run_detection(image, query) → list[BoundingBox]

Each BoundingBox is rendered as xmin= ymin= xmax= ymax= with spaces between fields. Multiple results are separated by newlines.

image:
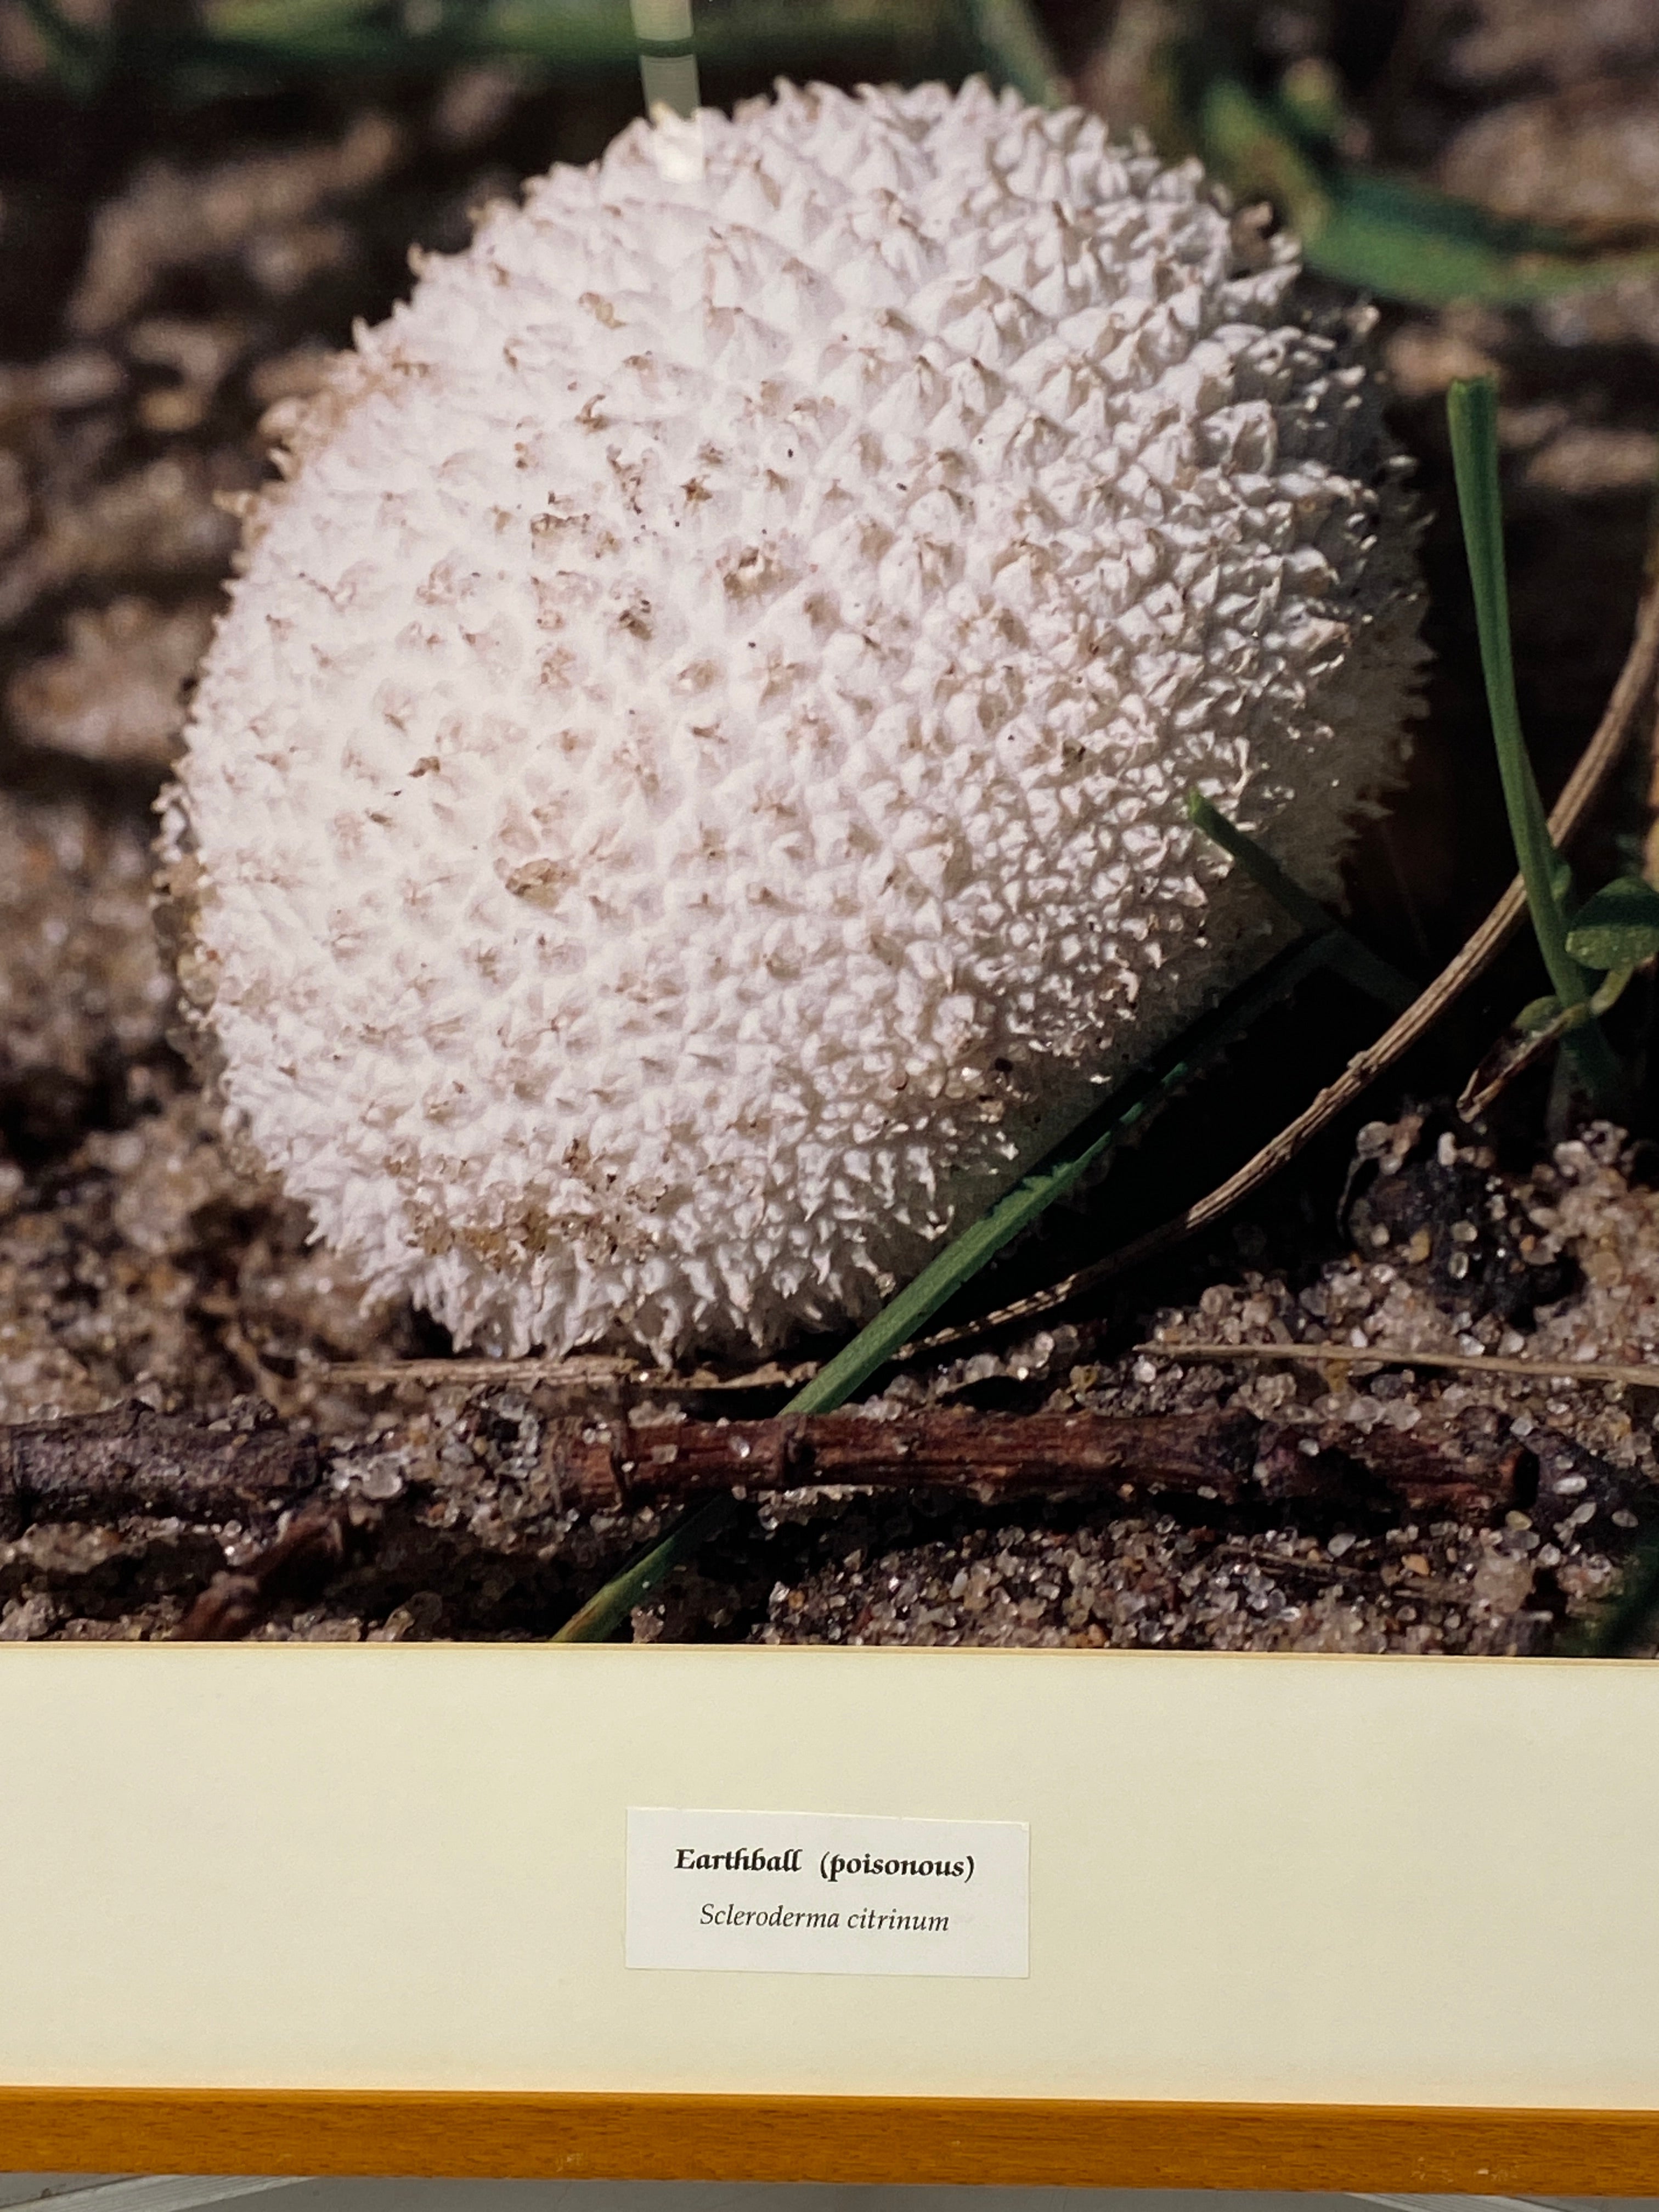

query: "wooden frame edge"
xmin=3 ymin=2091 xmax=1658 ymax=2192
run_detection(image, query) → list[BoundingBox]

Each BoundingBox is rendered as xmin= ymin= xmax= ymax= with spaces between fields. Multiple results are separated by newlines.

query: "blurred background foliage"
xmin=9 ymin=0 xmax=1659 ymax=307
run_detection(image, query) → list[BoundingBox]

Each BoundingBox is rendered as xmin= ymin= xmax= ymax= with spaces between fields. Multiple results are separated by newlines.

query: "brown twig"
xmin=7 ymin=1396 xmax=1644 ymax=1644
xmin=1138 ymin=1341 xmax=1659 ymax=1391
xmin=161 ymin=1405 xmax=1529 ymax=1642
xmin=540 ymin=1406 xmax=1531 ymax=1522
xmin=0 ymin=1400 xmax=1549 ymax=1531
xmin=0 ymin=1401 xmax=319 ymax=1538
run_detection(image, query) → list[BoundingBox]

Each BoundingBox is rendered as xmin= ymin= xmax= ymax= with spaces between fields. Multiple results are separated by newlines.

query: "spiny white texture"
xmin=174 ymin=78 xmax=1422 ymax=1362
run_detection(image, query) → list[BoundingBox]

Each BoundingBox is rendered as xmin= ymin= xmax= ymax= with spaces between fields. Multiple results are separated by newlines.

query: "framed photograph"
xmin=6 ymin=0 xmax=1659 ymax=2194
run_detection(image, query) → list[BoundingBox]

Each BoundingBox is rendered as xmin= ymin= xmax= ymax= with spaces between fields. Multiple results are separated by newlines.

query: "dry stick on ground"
xmin=8 ymin=1398 xmax=1649 ymax=1643
xmin=1 ymin=1402 xmax=1543 ymax=1530
xmin=181 ymin=1402 xmax=1654 ymax=1637
xmin=0 ymin=1404 xmax=355 ymax=1641
xmin=535 ymin=1406 xmax=1529 ymax=1521
xmin=0 ymin=1402 xmax=321 ymax=1534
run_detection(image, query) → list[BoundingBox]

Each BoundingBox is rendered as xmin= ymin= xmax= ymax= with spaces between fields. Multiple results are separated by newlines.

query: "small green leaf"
xmin=1564 ymin=876 xmax=1659 ymax=973
xmin=1516 ymin=995 xmax=1563 ymax=1036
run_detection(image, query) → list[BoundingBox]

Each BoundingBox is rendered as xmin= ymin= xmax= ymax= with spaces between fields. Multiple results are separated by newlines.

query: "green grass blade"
xmin=1186 ymin=792 xmax=1417 ymax=1014
xmin=551 ymin=1493 xmax=737 ymax=1644
xmin=960 ymin=0 xmax=1063 ymax=106
xmin=1307 ymin=173 xmax=1659 ymax=309
xmin=784 ymin=933 xmax=1341 ymax=1415
xmin=1197 ymin=76 xmax=1330 ymax=241
xmin=1446 ymin=376 xmax=1624 ymax=1107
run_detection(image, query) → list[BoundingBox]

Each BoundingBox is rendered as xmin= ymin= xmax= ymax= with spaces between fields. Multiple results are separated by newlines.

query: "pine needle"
xmin=1139 ymin=1341 xmax=1659 ymax=1392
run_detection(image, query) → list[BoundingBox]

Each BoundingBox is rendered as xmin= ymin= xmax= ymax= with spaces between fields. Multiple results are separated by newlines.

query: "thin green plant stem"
xmin=1446 ymin=375 xmax=1624 ymax=1107
xmin=551 ymin=1494 xmax=737 ymax=1643
xmin=555 ymin=927 xmax=1345 ymax=1637
xmin=1186 ymin=791 xmax=1417 ymax=1014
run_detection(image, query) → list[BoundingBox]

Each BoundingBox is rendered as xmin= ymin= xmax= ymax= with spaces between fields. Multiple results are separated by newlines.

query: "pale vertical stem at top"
xmin=632 ymin=0 xmax=703 ymax=173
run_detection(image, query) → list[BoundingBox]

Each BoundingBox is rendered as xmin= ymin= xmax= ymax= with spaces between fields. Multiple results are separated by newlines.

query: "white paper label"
xmin=625 ymin=1806 xmax=1028 ymax=1977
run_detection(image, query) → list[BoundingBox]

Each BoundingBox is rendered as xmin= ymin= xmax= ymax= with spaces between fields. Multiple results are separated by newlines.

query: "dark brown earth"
xmin=3 ymin=0 xmax=1659 ymax=1652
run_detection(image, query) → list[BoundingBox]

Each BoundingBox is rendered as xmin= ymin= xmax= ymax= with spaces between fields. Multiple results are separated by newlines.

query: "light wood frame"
xmin=0 ymin=2090 xmax=1655 ymax=2191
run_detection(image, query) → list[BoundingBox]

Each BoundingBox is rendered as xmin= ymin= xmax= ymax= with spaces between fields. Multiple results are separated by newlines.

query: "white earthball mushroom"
xmin=167 ymin=76 xmax=1423 ymax=1362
